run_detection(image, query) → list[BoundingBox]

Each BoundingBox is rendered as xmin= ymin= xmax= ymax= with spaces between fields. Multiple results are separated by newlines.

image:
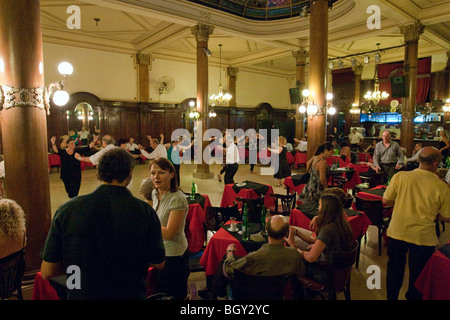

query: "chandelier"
xmin=364 ymin=77 xmax=389 ymax=106
xmin=209 ymin=44 xmax=231 ymax=107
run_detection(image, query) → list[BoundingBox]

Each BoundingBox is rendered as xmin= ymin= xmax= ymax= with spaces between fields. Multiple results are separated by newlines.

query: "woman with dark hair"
xmin=287 ymin=194 xmax=354 ymax=283
xmin=299 ymin=142 xmax=333 ymax=204
xmin=50 ymin=136 xmax=82 ymax=198
xmin=150 ymin=157 xmax=189 ymax=300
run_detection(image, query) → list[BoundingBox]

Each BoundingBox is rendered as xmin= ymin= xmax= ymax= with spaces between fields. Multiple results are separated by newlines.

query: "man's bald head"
xmin=418 ymin=147 xmax=443 ymax=172
xmin=267 ymin=215 xmax=289 ymax=240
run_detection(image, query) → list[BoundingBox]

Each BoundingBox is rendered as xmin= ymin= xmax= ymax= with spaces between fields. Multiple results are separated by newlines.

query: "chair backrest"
xmin=204 ymin=205 xmax=240 ymax=231
xmin=0 ymin=249 xmax=25 ymax=300
xmin=235 ymin=197 xmax=263 ymax=223
xmin=223 ymin=264 xmax=291 ymax=300
xmin=270 ymin=193 xmax=296 ymax=216
xmin=321 ymin=241 xmax=358 ymax=293
xmin=368 ymin=173 xmax=383 ymax=188
xmin=354 ymin=195 xmax=384 ymax=226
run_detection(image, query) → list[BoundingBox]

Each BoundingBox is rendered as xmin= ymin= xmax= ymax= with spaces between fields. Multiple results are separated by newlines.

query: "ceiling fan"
xmin=157 ymin=76 xmax=175 ymax=94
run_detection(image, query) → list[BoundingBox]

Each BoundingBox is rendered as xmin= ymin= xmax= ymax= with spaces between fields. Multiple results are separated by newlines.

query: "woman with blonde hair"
xmin=0 ymin=199 xmax=26 ymax=259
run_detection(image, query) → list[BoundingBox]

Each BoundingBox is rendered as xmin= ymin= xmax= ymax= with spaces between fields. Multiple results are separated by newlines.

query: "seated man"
xmin=223 ymin=215 xmax=303 ymax=278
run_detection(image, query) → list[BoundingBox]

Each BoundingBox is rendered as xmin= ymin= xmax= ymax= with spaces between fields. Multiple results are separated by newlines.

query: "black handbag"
xmin=297 ymin=172 xmax=310 ymax=184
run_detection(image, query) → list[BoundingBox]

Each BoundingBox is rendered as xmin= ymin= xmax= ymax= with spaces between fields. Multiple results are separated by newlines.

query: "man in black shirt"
xmin=41 ymin=148 xmax=165 ymax=299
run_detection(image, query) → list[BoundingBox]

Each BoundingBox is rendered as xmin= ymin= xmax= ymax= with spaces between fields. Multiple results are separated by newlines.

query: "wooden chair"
xmin=222 ymin=264 xmax=292 ymax=300
xmin=297 ymin=241 xmax=358 ymax=300
xmin=234 ymin=196 xmax=264 ymax=223
xmin=268 ymin=193 xmax=296 ymax=216
xmin=355 ymin=195 xmax=391 ymax=256
xmin=204 ymin=204 xmax=240 ymax=233
xmin=0 ymin=248 xmax=25 ymax=300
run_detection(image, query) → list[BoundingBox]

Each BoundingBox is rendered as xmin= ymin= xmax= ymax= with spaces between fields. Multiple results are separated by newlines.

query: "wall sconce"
xmin=328 ymin=61 xmax=334 ymax=69
xmin=350 ymin=103 xmax=361 ymax=114
xmin=209 ymin=108 xmax=217 ymax=117
xmin=298 ymin=89 xmax=335 ymax=117
xmin=0 ymin=61 xmax=73 ymax=115
xmin=443 ymin=98 xmax=450 ymax=112
xmin=187 ymin=100 xmax=199 ymax=119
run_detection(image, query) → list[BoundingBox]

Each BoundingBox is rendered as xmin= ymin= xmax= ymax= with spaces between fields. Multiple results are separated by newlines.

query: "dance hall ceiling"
xmin=40 ymin=0 xmax=450 ymax=77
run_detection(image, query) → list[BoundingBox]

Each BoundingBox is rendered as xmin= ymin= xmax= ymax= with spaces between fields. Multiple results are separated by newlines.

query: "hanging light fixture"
xmin=209 ymin=44 xmax=232 ymax=107
xmin=364 ymin=46 xmax=389 ymax=107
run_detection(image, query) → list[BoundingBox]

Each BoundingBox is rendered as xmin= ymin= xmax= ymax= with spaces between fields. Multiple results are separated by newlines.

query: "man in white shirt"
xmin=126 ymin=137 xmax=139 ymax=152
xmin=140 ymin=138 xmax=167 ymax=160
xmin=78 ymin=127 xmax=90 ymax=146
xmin=78 ymin=134 xmax=117 ymax=166
xmin=294 ymin=138 xmax=307 ymax=153
xmin=224 ymin=132 xmax=240 ymax=184
xmin=348 ymin=128 xmax=364 ymax=151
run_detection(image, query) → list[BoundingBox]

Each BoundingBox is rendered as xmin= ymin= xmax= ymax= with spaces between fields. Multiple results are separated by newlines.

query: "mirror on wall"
xmin=66 ymin=102 xmax=99 ymax=145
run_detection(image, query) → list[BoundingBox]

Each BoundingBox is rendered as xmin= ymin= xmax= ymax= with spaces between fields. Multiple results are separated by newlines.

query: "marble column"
xmin=0 ymin=0 xmax=52 ymax=278
xmin=191 ymin=24 xmax=214 ymax=179
xmin=307 ymin=0 xmax=329 ymax=160
xmin=136 ymin=53 xmax=151 ymax=102
xmin=292 ymin=49 xmax=308 ymax=140
xmin=226 ymin=66 xmax=239 ymax=107
xmin=400 ymin=23 xmax=425 ymax=157
xmin=353 ymin=64 xmax=364 ymax=107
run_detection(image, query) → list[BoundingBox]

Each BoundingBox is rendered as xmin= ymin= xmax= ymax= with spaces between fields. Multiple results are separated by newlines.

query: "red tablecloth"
xmin=294 ymin=152 xmax=307 ymax=168
xmin=283 ymin=176 xmax=306 ymax=194
xmin=356 ymin=185 xmax=386 ymax=201
xmin=185 ymin=195 xmax=212 ymax=253
xmin=415 ymin=243 xmax=450 ymax=300
xmin=358 ymin=153 xmax=373 ymax=163
xmin=32 ymin=268 xmax=158 ymax=300
xmin=220 ymin=183 xmax=275 ymax=208
xmin=48 ymin=154 xmax=61 ymax=170
xmin=199 ymin=222 xmax=248 ymax=277
xmin=348 ymin=163 xmax=371 ymax=174
xmin=286 ymin=151 xmax=295 ymax=165
xmin=326 ymin=155 xmax=346 ymax=168
xmin=288 ymin=208 xmax=371 ymax=241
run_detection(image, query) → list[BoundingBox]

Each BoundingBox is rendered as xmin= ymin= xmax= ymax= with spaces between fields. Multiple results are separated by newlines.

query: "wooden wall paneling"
xmin=164 ymin=110 xmax=184 ymax=140
xmin=121 ymin=107 xmax=140 ymax=141
xmin=103 ymin=107 xmax=123 ymax=141
xmin=46 ymin=108 xmax=66 ymax=148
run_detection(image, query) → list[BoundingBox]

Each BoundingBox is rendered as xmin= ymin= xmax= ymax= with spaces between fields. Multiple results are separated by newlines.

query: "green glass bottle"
xmin=260 ymin=205 xmax=267 ymax=234
xmin=190 ymin=182 xmax=195 ymax=200
xmin=242 ymin=203 xmax=249 ymax=241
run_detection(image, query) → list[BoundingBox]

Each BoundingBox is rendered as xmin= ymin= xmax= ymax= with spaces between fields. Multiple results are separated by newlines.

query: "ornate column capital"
xmin=292 ymin=49 xmax=309 ymax=65
xmin=352 ymin=64 xmax=364 ymax=75
xmin=400 ymin=22 xmax=425 ymax=42
xmin=226 ymin=66 xmax=239 ymax=78
xmin=136 ymin=53 xmax=152 ymax=66
xmin=190 ymin=23 xmax=214 ymax=43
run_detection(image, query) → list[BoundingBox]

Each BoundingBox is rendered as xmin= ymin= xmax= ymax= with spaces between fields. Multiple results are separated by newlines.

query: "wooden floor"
xmin=20 ymin=161 xmax=449 ymax=300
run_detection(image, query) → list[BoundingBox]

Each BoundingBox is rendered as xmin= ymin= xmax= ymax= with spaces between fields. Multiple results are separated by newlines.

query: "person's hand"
xmin=395 ymin=164 xmax=402 ymax=170
xmin=75 ymin=153 xmax=82 ymax=161
xmin=226 ymin=243 xmax=236 ymax=253
xmin=309 ymin=216 xmax=318 ymax=231
xmin=375 ymin=166 xmax=381 ymax=173
xmin=138 ymin=144 xmax=143 ymax=150
xmin=284 ymin=226 xmax=297 ymax=248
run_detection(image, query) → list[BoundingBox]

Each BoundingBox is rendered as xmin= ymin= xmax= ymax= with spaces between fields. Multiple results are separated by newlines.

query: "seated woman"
xmin=299 ymin=142 xmax=333 ymax=205
xmin=286 ymin=194 xmax=354 ymax=283
xmin=0 ymin=199 xmax=26 ymax=260
xmin=339 ymin=141 xmax=352 ymax=164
